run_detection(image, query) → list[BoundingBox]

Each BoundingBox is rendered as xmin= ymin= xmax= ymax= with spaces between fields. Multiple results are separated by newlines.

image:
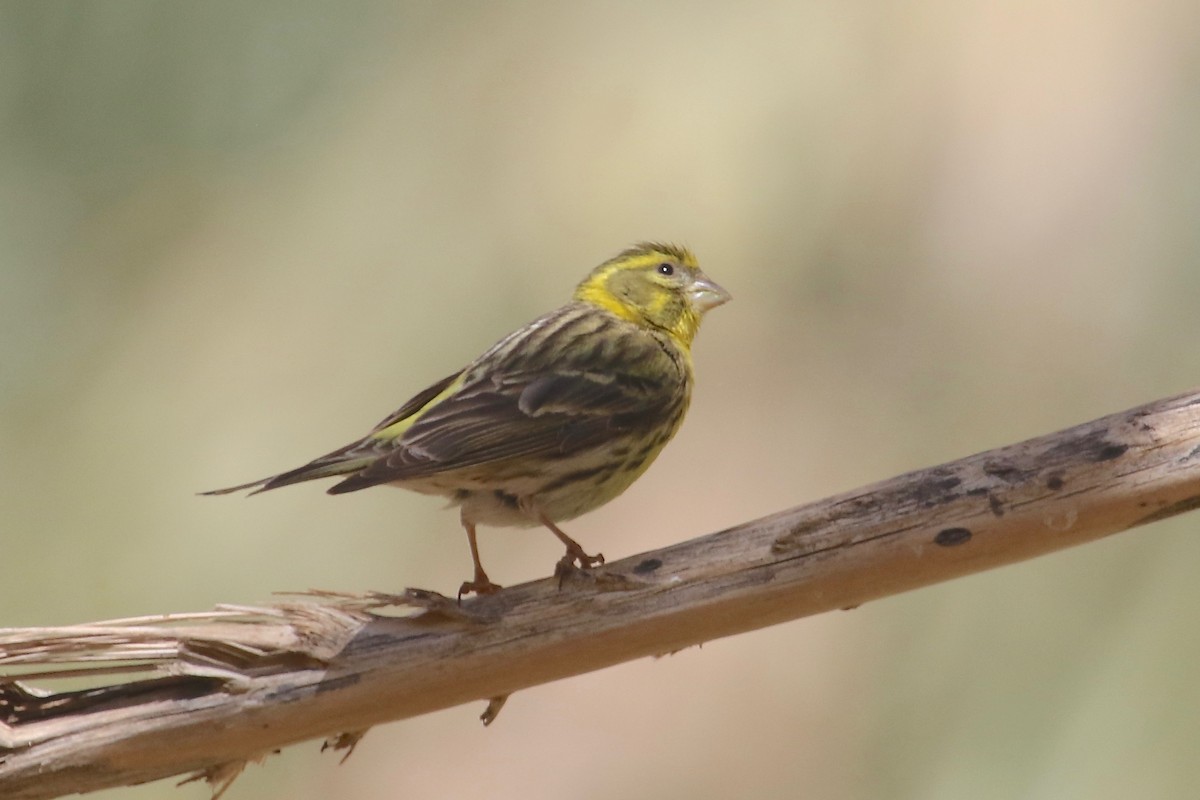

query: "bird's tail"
xmin=200 ymin=447 xmax=376 ymax=496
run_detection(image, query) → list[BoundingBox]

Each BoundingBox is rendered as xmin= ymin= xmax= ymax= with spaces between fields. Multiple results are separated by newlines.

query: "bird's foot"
xmin=554 ymin=546 xmax=605 ymax=588
xmin=535 ymin=512 xmax=603 ymax=571
xmin=566 ymin=543 xmax=605 ymax=570
xmin=458 ymin=576 xmax=503 ymax=601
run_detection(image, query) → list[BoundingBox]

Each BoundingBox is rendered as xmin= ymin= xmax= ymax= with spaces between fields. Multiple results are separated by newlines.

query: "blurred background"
xmin=3 ymin=1 xmax=1200 ymax=798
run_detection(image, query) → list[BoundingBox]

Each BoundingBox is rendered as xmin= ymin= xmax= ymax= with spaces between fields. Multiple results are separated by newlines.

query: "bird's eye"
xmin=656 ymin=262 xmax=675 ymax=276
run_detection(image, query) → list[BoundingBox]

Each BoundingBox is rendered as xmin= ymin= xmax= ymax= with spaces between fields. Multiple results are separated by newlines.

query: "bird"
xmin=204 ymin=242 xmax=730 ymax=596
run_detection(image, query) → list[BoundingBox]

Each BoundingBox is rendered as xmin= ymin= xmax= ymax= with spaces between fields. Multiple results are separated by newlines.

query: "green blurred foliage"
xmin=2 ymin=2 xmax=1199 ymax=798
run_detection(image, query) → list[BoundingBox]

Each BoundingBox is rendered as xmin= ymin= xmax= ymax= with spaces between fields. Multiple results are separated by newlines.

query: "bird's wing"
xmin=329 ymin=325 xmax=686 ymax=493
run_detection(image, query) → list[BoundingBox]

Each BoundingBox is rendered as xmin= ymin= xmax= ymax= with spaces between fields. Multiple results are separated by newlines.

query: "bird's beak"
xmin=689 ymin=275 xmax=732 ymax=312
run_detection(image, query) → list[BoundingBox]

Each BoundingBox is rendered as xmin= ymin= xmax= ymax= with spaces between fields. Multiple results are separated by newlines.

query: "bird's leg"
xmin=536 ymin=511 xmax=605 ymax=571
xmin=458 ymin=518 xmax=502 ymax=599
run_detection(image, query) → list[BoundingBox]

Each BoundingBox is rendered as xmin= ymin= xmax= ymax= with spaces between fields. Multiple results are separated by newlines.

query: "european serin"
xmin=205 ymin=243 xmax=730 ymax=595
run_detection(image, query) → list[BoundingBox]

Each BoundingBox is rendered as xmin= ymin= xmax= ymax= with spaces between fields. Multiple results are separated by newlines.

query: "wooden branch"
xmin=4 ymin=389 xmax=1200 ymax=799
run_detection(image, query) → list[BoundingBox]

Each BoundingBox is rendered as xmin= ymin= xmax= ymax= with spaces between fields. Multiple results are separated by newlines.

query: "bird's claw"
xmin=458 ymin=578 xmax=502 ymax=602
xmin=554 ymin=547 xmax=605 ymax=588
xmin=568 ymin=545 xmax=605 ymax=570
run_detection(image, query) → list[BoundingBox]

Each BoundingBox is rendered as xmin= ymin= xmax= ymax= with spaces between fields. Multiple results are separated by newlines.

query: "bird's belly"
xmin=421 ymin=436 xmax=673 ymax=529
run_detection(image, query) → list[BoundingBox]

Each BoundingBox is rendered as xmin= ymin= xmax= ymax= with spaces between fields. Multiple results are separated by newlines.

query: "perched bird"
xmin=205 ymin=243 xmax=730 ymax=596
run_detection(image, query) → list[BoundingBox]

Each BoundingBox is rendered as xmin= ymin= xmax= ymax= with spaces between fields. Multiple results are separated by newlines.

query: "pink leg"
xmin=458 ymin=518 xmax=502 ymax=599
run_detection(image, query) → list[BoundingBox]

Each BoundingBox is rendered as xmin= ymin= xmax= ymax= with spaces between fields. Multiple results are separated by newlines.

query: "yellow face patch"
xmin=572 ymin=243 xmax=710 ymax=345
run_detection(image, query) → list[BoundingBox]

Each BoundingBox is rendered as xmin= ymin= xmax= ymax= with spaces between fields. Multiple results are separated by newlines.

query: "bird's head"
xmin=574 ymin=243 xmax=731 ymax=347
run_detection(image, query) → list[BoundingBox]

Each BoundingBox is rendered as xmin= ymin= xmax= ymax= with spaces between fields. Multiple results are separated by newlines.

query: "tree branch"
xmin=4 ymin=389 xmax=1200 ymax=799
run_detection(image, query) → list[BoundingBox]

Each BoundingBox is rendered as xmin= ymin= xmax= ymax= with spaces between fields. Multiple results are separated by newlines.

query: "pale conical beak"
xmin=689 ymin=275 xmax=732 ymax=312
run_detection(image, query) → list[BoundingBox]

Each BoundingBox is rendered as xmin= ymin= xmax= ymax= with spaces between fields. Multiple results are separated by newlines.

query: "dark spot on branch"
xmin=983 ymin=460 xmax=1029 ymax=483
xmin=1135 ymin=494 xmax=1200 ymax=526
xmin=934 ymin=527 xmax=972 ymax=547
xmin=1046 ymin=473 xmax=1065 ymax=490
xmin=988 ymin=494 xmax=1005 ymax=517
xmin=771 ymin=517 xmax=826 ymax=554
xmin=314 ymin=673 xmax=363 ymax=694
xmin=1126 ymin=412 xmax=1155 ymax=433
xmin=909 ymin=470 xmax=963 ymax=507
xmin=633 ymin=558 xmax=662 ymax=575
xmin=1043 ymin=428 xmax=1129 ymax=465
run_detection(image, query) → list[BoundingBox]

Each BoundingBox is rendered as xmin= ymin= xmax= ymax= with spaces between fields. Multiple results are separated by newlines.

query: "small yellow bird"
xmin=205 ymin=243 xmax=730 ymax=595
